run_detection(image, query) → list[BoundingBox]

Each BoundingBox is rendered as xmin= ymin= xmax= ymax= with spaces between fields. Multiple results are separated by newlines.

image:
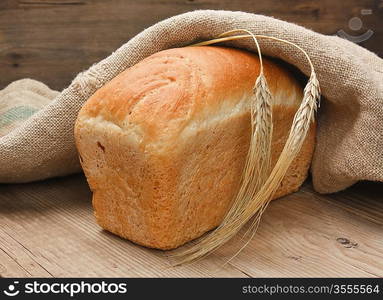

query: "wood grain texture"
xmin=0 ymin=175 xmax=247 ymax=277
xmin=0 ymin=0 xmax=382 ymax=90
xmin=225 ymin=182 xmax=383 ymax=277
xmin=0 ymin=175 xmax=382 ymax=277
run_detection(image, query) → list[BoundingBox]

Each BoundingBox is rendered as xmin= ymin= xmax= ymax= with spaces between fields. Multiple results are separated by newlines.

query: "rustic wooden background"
xmin=0 ymin=0 xmax=382 ymax=91
xmin=1 ymin=175 xmax=382 ymax=277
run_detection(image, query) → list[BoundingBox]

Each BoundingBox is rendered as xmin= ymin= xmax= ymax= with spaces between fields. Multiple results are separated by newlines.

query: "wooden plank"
xmin=0 ymin=229 xmax=53 ymax=277
xmin=0 ymin=174 xmax=382 ymax=277
xmin=311 ymin=181 xmax=383 ymax=225
xmin=0 ymin=174 xmax=247 ymax=277
xmin=0 ymin=0 xmax=382 ymax=90
xmin=225 ymin=182 xmax=383 ymax=277
xmin=0 ymin=245 xmax=34 ymax=277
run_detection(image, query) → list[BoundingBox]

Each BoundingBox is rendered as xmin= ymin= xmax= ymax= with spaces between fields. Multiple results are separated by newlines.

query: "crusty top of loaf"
xmin=77 ymin=46 xmax=302 ymax=149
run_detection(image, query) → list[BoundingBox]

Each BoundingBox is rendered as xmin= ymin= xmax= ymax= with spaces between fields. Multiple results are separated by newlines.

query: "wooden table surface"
xmin=0 ymin=174 xmax=382 ymax=277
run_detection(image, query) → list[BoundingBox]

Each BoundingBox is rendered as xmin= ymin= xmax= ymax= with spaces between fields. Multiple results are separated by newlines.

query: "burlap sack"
xmin=0 ymin=79 xmax=59 ymax=138
xmin=0 ymin=10 xmax=382 ymax=193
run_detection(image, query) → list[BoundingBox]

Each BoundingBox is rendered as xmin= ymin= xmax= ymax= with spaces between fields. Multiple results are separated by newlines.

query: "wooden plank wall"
xmin=0 ymin=0 xmax=382 ymax=91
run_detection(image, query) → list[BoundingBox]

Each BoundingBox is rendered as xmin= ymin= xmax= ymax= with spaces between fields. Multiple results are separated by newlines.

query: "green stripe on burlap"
xmin=0 ymin=106 xmax=38 ymax=129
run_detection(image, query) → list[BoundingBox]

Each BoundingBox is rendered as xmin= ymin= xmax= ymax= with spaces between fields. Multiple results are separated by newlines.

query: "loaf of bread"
xmin=74 ymin=46 xmax=315 ymax=250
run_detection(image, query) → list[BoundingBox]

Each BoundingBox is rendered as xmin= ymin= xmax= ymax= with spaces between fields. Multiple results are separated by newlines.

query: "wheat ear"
xmin=171 ymin=31 xmax=320 ymax=265
xmin=215 ymin=29 xmax=273 ymax=226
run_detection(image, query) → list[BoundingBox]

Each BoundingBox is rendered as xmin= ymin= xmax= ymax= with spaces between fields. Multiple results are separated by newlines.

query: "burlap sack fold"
xmin=0 ymin=10 xmax=382 ymax=193
xmin=0 ymin=79 xmax=59 ymax=138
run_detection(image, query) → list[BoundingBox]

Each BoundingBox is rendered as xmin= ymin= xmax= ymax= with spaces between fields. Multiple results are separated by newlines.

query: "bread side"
xmin=75 ymin=46 xmax=315 ymax=249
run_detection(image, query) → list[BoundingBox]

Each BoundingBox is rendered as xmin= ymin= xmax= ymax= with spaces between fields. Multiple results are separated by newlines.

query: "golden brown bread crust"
xmin=75 ymin=46 xmax=316 ymax=250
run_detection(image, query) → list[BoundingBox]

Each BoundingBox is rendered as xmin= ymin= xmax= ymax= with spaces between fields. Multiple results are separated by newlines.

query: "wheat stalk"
xmin=170 ymin=30 xmax=321 ymax=265
xmin=214 ymin=29 xmax=273 ymax=226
